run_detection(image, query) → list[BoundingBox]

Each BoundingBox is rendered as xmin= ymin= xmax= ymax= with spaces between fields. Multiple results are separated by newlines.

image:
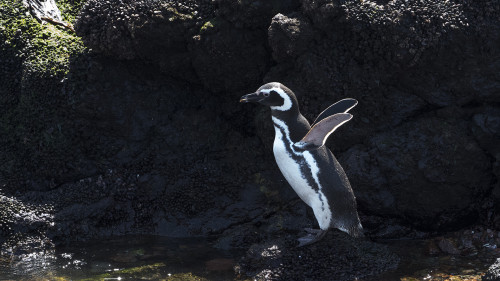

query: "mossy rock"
xmin=80 ymin=263 xmax=165 ymax=281
xmin=80 ymin=263 xmax=209 ymax=281
xmin=166 ymin=272 xmax=209 ymax=281
xmin=0 ymin=0 xmax=88 ymax=189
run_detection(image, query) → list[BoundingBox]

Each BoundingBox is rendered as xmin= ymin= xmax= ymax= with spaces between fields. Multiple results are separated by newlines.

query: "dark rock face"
xmin=190 ymin=21 xmax=269 ymax=93
xmin=75 ymin=0 xmax=214 ymax=81
xmin=75 ymin=0 xmax=274 ymax=93
xmin=342 ymin=116 xmax=491 ymax=229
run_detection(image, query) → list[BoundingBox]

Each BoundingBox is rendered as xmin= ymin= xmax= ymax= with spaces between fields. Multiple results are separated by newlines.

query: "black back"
xmin=312 ymin=146 xmax=363 ymax=237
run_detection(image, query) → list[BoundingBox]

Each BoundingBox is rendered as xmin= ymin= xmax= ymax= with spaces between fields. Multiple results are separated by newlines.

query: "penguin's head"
xmin=240 ymin=82 xmax=298 ymax=111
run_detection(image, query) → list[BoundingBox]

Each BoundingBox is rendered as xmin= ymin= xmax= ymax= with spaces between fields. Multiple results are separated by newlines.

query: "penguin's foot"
xmin=303 ymin=228 xmax=322 ymax=234
xmin=297 ymin=229 xmax=327 ymax=247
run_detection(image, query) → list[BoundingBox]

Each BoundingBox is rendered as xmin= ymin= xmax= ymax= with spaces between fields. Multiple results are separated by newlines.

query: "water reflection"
xmin=376 ymin=239 xmax=497 ymax=280
xmin=1 ymin=250 xmax=56 ymax=280
xmin=1 ymin=236 xmax=241 ymax=280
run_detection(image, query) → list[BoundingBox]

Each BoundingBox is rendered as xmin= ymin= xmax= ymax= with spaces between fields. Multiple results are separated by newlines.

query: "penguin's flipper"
xmin=294 ymin=113 xmax=352 ymax=151
xmin=311 ymin=98 xmax=358 ymax=127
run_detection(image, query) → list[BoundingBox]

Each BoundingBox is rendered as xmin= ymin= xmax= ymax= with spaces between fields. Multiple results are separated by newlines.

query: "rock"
xmin=483 ymin=258 xmax=500 ymax=281
xmin=426 ymin=240 xmax=441 ymax=256
xmin=493 ymin=183 xmax=500 ymax=230
xmin=238 ymin=231 xmax=399 ymax=280
xmin=75 ymin=0 xmax=215 ymax=81
xmin=268 ymin=13 xmax=314 ymax=63
xmin=0 ymin=193 xmax=54 ymax=262
xmin=76 ymin=0 xmax=278 ymax=93
xmin=470 ymin=106 xmax=500 ymax=229
xmin=437 ymin=238 xmax=460 ymax=255
xmin=472 ymin=106 xmax=500 ymax=169
xmin=301 ymin=0 xmax=346 ymax=31
xmin=215 ymin=0 xmax=300 ymax=28
xmin=341 ymin=116 xmax=492 ymax=230
xmin=190 ymin=20 xmax=270 ymax=93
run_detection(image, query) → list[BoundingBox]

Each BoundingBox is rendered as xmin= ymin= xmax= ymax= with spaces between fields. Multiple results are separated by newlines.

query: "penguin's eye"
xmin=263 ymin=92 xmax=270 ymax=97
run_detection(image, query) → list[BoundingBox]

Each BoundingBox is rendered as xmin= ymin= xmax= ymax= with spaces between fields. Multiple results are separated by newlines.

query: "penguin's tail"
xmin=347 ymin=222 xmax=365 ymax=238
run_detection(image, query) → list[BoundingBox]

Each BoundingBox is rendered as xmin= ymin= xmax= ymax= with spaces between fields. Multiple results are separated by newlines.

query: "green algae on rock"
xmin=80 ymin=263 xmax=166 ymax=281
xmin=79 ymin=263 xmax=213 ymax=281
xmin=0 ymin=0 xmax=87 ymax=189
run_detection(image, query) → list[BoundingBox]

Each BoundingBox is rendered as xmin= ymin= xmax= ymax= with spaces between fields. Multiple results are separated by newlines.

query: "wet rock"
xmin=155 ymin=216 xmax=190 ymax=238
xmin=426 ymin=240 xmax=441 ymax=256
xmin=205 ymin=258 xmax=235 ymax=272
xmin=483 ymin=258 xmax=500 ymax=281
xmin=0 ymin=193 xmax=54 ymax=262
xmin=362 ymin=216 xmax=421 ymax=239
xmin=437 ymin=238 xmax=460 ymax=255
xmin=238 ymin=231 xmax=399 ymax=280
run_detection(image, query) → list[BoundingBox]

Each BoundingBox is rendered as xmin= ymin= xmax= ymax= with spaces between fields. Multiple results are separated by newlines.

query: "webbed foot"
xmin=303 ymin=228 xmax=322 ymax=234
xmin=297 ymin=229 xmax=327 ymax=247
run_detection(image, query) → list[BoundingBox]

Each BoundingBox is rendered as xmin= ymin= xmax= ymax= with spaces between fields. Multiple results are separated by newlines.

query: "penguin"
xmin=240 ymin=82 xmax=363 ymax=247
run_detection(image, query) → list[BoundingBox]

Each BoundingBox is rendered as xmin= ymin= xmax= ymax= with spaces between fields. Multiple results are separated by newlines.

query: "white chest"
xmin=271 ymin=118 xmax=332 ymax=230
xmin=272 ymin=130 xmax=314 ymax=205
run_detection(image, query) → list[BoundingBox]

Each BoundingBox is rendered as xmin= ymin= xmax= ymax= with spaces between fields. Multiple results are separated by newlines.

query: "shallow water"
xmin=0 ymin=236 xmax=243 ymax=280
xmin=0 ymin=235 xmax=497 ymax=280
xmin=377 ymin=239 xmax=496 ymax=280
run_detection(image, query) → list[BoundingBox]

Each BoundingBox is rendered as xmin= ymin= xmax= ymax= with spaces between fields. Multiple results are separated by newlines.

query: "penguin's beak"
xmin=240 ymin=92 xmax=261 ymax=103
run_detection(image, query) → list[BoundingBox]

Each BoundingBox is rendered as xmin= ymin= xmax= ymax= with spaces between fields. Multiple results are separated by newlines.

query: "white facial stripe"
xmin=261 ymin=87 xmax=292 ymax=111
